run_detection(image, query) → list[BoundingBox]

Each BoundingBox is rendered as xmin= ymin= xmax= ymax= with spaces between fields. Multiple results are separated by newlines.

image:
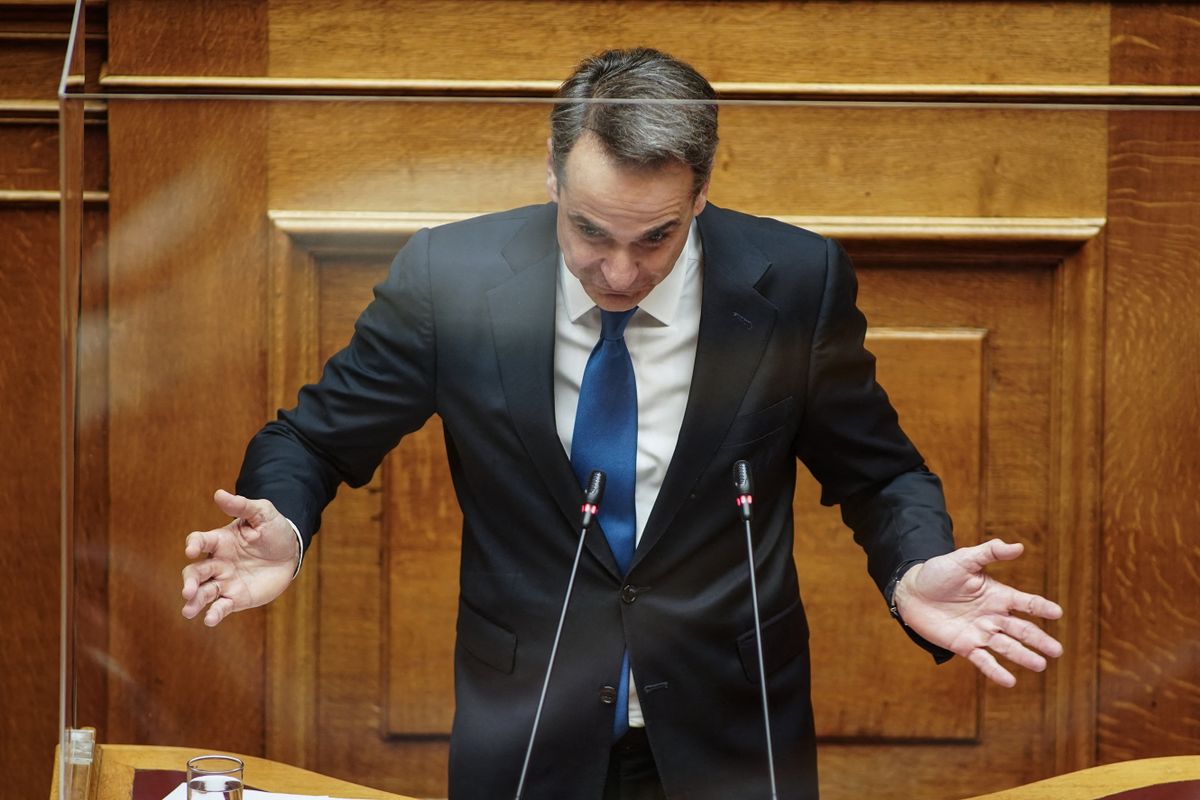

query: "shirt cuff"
xmin=284 ymin=517 xmax=305 ymax=578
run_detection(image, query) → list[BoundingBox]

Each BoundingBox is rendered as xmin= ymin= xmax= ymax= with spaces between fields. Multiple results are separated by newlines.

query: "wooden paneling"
xmin=804 ymin=329 xmax=986 ymax=742
xmin=0 ymin=6 xmax=107 ymax=800
xmin=315 ymin=258 xmax=450 ymax=797
xmin=0 ymin=204 xmax=65 ymax=800
xmin=0 ymin=3 xmax=106 ymax=98
xmin=105 ymin=100 xmax=269 ymax=753
xmin=266 ymin=103 xmax=1107 ymax=218
xmin=384 ymin=413 xmax=462 ymax=736
xmin=813 ymin=261 xmax=1063 ymax=800
xmin=1101 ymin=3 xmax=1200 ymax=764
xmin=0 ymin=116 xmax=108 ymax=191
xmin=107 ymin=0 xmax=266 ymax=77
xmin=266 ymin=1 xmax=1108 ymax=86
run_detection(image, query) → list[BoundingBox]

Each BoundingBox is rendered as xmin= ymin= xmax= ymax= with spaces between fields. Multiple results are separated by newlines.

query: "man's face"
xmin=547 ymin=133 xmax=708 ymax=312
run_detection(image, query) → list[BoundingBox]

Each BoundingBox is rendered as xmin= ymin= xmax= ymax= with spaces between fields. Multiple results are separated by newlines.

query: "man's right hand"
xmin=181 ymin=489 xmax=300 ymax=627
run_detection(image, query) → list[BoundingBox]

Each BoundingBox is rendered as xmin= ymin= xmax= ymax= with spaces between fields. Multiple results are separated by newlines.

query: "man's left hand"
xmin=893 ymin=538 xmax=1064 ymax=687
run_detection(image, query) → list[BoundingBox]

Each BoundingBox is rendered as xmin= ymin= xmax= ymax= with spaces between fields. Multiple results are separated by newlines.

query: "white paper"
xmin=161 ymin=781 xmax=371 ymax=800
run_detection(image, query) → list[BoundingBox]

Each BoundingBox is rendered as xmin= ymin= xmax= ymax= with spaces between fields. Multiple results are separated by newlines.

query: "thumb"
xmin=213 ymin=489 xmax=271 ymax=525
xmin=961 ymin=538 xmax=1024 ymax=570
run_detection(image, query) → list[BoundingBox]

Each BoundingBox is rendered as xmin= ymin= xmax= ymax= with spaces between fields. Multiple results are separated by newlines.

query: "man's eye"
xmin=579 ymin=225 xmax=602 ymax=238
xmin=643 ymin=231 xmax=667 ymax=244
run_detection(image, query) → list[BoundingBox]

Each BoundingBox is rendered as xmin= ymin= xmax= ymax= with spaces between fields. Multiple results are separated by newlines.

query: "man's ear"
xmin=545 ymin=137 xmax=560 ymax=202
xmin=692 ymin=179 xmax=711 ymax=216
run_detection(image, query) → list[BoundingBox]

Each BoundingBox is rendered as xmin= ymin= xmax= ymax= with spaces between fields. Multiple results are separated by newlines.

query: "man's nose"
xmin=602 ymin=251 xmax=638 ymax=291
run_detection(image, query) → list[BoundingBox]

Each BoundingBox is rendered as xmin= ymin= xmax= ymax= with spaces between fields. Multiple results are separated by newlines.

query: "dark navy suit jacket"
xmin=237 ymin=202 xmax=955 ymax=799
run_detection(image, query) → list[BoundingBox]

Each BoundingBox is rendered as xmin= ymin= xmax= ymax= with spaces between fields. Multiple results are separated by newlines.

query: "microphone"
xmin=732 ymin=460 xmax=778 ymax=800
xmin=515 ymin=470 xmax=605 ymax=800
xmin=733 ymin=459 xmax=753 ymax=520
xmin=580 ymin=469 xmax=605 ymax=529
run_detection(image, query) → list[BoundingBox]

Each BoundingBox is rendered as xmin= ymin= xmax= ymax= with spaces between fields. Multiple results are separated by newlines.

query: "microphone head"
xmin=733 ymin=460 xmax=754 ymax=495
xmin=584 ymin=470 xmax=606 ymax=506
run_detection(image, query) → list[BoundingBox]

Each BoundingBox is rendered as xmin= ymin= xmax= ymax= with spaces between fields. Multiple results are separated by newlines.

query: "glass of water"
xmin=186 ymin=754 xmax=244 ymax=800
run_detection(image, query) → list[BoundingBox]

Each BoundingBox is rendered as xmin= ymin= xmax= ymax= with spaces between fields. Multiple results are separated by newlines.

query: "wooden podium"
xmin=51 ymin=743 xmax=1200 ymax=800
xmin=50 ymin=743 xmax=416 ymax=800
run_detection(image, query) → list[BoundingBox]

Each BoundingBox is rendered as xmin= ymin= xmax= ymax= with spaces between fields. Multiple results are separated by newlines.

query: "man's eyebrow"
xmin=568 ymin=212 xmax=608 ymax=236
xmin=641 ymin=220 xmax=680 ymax=239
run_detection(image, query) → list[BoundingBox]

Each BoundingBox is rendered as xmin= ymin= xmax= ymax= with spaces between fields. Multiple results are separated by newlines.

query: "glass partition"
xmin=59 ymin=2 xmax=1199 ymax=798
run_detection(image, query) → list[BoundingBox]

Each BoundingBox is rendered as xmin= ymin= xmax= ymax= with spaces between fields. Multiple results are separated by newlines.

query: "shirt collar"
xmin=560 ymin=219 xmax=700 ymax=326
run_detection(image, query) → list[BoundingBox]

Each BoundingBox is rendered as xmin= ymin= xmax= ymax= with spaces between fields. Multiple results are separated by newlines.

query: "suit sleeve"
xmin=236 ymin=228 xmax=438 ymax=549
xmin=794 ymin=238 xmax=955 ymax=661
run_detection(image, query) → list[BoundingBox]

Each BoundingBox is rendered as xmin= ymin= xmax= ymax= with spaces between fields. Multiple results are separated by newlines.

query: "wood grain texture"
xmin=813 ymin=262 xmax=1061 ymax=800
xmin=107 ymin=0 xmax=265 ymax=77
xmin=384 ymin=412 xmax=461 ymax=736
xmin=1100 ymin=3 xmax=1200 ymax=764
xmin=1111 ymin=3 xmax=1200 ymax=86
xmin=266 ymin=102 xmax=1107 ymax=218
xmin=263 ymin=220 xmax=321 ymax=769
xmin=0 ymin=205 xmax=65 ymax=800
xmin=963 ymin=756 xmax=1200 ymax=800
xmin=104 ymin=100 xmax=270 ymax=754
xmin=0 ymin=3 xmax=106 ymax=98
xmin=0 ymin=119 xmax=108 ymax=192
xmin=804 ymin=329 xmax=986 ymax=741
xmin=267 ymin=0 xmax=1108 ymax=86
xmin=315 ymin=261 xmax=450 ymax=796
xmin=1047 ymin=232 xmax=1105 ymax=775
xmin=1100 ymin=118 xmax=1200 ymax=757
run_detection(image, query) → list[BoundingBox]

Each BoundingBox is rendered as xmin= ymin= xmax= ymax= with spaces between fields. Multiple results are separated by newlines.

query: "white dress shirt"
xmin=553 ymin=220 xmax=703 ymax=728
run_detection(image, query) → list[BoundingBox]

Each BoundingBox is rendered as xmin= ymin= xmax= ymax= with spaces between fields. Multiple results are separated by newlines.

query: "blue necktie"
xmin=570 ymin=307 xmax=637 ymax=738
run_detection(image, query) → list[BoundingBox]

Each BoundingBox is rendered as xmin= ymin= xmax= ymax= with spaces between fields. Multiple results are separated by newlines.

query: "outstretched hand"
xmin=893 ymin=539 xmax=1063 ymax=687
xmin=181 ymin=489 xmax=299 ymax=627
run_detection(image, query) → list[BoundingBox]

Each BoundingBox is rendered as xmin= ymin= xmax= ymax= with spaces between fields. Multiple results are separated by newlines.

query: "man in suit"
xmin=180 ymin=49 xmax=1063 ymax=799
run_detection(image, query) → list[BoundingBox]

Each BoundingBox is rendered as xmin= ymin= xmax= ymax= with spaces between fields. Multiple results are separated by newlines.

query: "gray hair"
xmin=550 ymin=48 xmax=718 ymax=196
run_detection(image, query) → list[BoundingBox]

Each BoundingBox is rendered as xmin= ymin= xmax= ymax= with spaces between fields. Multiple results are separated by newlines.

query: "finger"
xmin=182 ymin=576 xmax=224 ymax=619
xmin=966 ymin=647 xmax=1017 ymax=688
xmin=1000 ymin=616 xmax=1064 ymax=658
xmin=214 ymin=489 xmax=273 ymax=527
xmin=959 ymin=538 xmax=1024 ymax=571
xmin=1009 ymin=589 xmax=1063 ymax=622
xmin=204 ymin=595 xmax=237 ymax=627
xmin=181 ymin=558 xmax=219 ymax=599
xmin=986 ymin=631 xmax=1048 ymax=673
xmin=185 ymin=530 xmax=222 ymax=559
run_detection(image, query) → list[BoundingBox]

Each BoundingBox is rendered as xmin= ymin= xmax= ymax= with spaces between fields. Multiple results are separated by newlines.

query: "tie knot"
xmin=600 ymin=307 xmax=637 ymax=341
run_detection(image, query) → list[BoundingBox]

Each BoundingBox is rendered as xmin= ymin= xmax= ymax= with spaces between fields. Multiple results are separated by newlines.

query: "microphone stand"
xmin=734 ymin=460 xmax=778 ymax=800
xmin=514 ymin=471 xmax=606 ymax=800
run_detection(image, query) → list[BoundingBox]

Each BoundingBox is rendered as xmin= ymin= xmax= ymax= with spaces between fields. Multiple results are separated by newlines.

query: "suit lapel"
xmin=487 ymin=205 xmax=622 ymax=579
xmin=633 ymin=208 xmax=777 ymax=570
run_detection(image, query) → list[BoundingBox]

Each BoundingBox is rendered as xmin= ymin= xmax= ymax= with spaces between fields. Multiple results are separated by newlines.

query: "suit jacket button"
xmin=599 ymin=685 xmax=618 ymax=704
xmin=620 ymin=584 xmax=639 ymax=604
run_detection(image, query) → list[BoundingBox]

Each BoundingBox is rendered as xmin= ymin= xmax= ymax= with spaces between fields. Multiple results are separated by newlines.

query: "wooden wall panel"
xmin=0 ymin=119 xmax=107 ymax=191
xmin=316 ymin=260 xmax=451 ymax=797
xmin=0 ymin=3 xmax=106 ymax=98
xmin=0 ymin=5 xmax=107 ymax=799
xmin=1102 ymin=3 xmax=1200 ymax=764
xmin=267 ymin=103 xmax=1107 ymax=218
xmin=1 ymin=202 xmax=66 ymax=800
xmin=107 ymin=0 xmax=267 ymax=76
xmin=104 ymin=100 xmax=270 ymax=753
xmin=804 ymin=329 xmax=985 ymax=742
xmin=267 ymin=0 xmax=1108 ymax=86
xmin=810 ymin=263 xmax=1062 ymax=800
